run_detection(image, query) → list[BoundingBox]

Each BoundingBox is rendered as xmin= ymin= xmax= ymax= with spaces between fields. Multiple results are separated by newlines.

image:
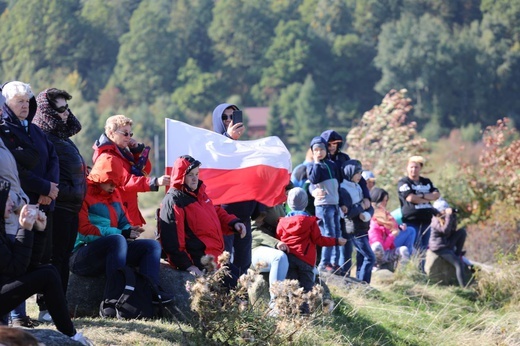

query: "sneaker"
xmin=38 ymin=310 xmax=53 ymax=323
xmin=153 ymin=290 xmax=173 ymax=305
xmin=10 ymin=316 xmax=40 ymax=328
xmin=71 ymin=332 xmax=94 ymax=346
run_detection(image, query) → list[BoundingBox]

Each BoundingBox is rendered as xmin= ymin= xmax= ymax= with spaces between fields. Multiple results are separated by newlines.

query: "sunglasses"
xmin=55 ymin=104 xmax=69 ymax=113
xmin=221 ymin=114 xmax=233 ymax=121
xmin=116 ymin=130 xmax=134 ymax=137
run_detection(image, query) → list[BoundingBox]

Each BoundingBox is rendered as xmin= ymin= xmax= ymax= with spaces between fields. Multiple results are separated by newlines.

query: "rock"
xmin=424 ymin=250 xmax=471 ymax=286
xmin=66 ymin=262 xmax=195 ymax=320
xmin=371 ymin=268 xmax=395 ymax=285
xmin=248 ymin=272 xmax=270 ymax=306
xmin=28 ymin=329 xmax=79 ymax=346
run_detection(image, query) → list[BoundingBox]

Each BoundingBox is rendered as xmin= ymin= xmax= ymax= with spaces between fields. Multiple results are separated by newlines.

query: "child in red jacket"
xmin=276 ymin=187 xmax=346 ymax=293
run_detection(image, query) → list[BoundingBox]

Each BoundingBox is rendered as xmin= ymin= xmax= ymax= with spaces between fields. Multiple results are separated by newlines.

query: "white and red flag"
xmin=165 ymin=119 xmax=292 ymax=206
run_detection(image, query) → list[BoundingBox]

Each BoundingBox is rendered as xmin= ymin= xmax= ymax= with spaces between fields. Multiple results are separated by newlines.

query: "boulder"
xmin=425 ymin=250 xmax=471 ymax=286
xmin=28 ymin=329 xmax=79 ymax=346
xmin=66 ymin=262 xmax=195 ymax=320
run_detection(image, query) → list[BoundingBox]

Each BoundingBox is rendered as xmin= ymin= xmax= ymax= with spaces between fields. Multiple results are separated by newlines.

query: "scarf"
xmin=33 ymin=89 xmax=81 ymax=139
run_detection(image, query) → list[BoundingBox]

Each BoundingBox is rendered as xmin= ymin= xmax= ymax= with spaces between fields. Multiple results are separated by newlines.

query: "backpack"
xmin=99 ymin=266 xmax=162 ymax=320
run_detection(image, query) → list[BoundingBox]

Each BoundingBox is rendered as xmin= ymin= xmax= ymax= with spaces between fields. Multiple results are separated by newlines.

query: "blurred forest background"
xmin=1 ymin=0 xmax=518 ymax=261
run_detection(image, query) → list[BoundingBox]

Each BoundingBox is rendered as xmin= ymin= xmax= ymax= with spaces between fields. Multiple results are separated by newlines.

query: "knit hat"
xmin=370 ymin=187 xmax=388 ymax=205
xmin=0 ymin=179 xmax=11 ymax=214
xmin=287 ymin=187 xmax=308 ymax=211
xmin=433 ymin=198 xmax=450 ymax=213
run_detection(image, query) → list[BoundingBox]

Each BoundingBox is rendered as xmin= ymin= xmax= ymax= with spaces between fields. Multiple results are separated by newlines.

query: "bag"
xmin=344 ymin=217 xmax=355 ymax=234
xmin=99 ymin=266 xmax=161 ymax=320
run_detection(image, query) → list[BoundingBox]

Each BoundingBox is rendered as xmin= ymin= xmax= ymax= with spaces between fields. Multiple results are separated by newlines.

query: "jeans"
xmin=0 ymin=265 xmax=76 ymax=337
xmin=252 ymin=246 xmax=289 ymax=300
xmin=394 ymin=226 xmax=416 ymax=256
xmin=69 ymin=235 xmax=162 ymax=287
xmin=352 ymin=234 xmax=376 ymax=284
xmin=408 ymin=222 xmax=430 ymax=252
xmin=315 ymin=205 xmax=341 ymax=268
xmin=338 ymin=218 xmax=354 ymax=275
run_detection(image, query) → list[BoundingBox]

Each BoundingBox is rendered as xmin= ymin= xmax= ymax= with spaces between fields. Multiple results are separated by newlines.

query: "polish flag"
xmin=165 ymin=119 xmax=292 ymax=206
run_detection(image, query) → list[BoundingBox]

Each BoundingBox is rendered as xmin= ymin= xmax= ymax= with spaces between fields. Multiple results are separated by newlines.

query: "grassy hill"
xmin=25 ymin=253 xmax=519 ymax=346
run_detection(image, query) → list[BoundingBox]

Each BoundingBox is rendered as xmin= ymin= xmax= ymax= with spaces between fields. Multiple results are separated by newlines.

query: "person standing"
xmin=33 ymin=88 xmax=87 ymax=317
xmin=211 ymin=103 xmax=264 ymax=275
xmin=92 ymin=114 xmax=170 ymax=226
xmin=397 ymin=156 xmax=440 ymax=253
xmin=0 ymin=81 xmax=59 ymax=327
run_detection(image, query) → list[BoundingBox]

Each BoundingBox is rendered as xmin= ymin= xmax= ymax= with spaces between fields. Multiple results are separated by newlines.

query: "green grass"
xmin=26 ymin=256 xmax=520 ymax=345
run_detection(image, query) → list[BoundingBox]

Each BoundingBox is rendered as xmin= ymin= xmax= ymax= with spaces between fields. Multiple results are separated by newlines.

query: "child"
xmin=340 ymin=160 xmax=376 ymax=283
xmin=429 ymin=198 xmax=467 ymax=287
xmin=306 ymin=136 xmax=345 ymax=272
xmin=368 ymin=187 xmax=412 ymax=270
xmin=276 ymin=187 xmax=346 ymax=293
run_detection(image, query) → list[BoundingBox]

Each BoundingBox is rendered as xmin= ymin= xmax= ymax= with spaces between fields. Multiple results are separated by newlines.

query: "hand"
xmin=129 ymin=230 xmax=141 ymax=239
xmin=234 ymin=222 xmax=247 ymax=238
xmin=227 ymin=123 xmax=245 ymax=140
xmin=128 ymin=138 xmax=138 ymax=148
xmin=312 ymin=150 xmax=322 ymax=163
xmin=18 ymin=204 xmax=37 ymax=230
xmin=157 ymin=175 xmax=170 ymax=186
xmin=48 ymin=182 xmax=59 ymax=200
xmin=34 ymin=210 xmax=47 ymax=231
xmin=445 ymin=208 xmax=453 ymax=215
xmin=340 ymin=205 xmax=348 ymax=214
xmin=131 ymin=225 xmax=145 ymax=233
xmin=391 ymin=230 xmax=400 ymax=237
xmin=362 ymin=198 xmax=371 ymax=210
xmin=276 ymin=242 xmax=289 ymax=253
xmin=38 ymin=195 xmax=52 ymax=205
xmin=311 ymin=185 xmax=326 ymax=199
xmin=337 ymin=237 xmax=347 ymax=246
xmin=400 ymin=223 xmax=407 ymax=230
xmin=187 ymin=265 xmax=203 ymax=277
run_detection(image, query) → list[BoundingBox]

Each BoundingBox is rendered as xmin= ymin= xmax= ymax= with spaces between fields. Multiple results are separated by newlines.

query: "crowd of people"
xmin=0 ymin=81 xmax=468 ymax=343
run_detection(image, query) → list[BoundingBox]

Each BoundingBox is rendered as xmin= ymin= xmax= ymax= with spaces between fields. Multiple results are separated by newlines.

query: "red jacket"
xmin=276 ymin=214 xmax=337 ymax=266
xmin=158 ymin=156 xmax=240 ymax=271
xmin=92 ymin=134 xmax=156 ymax=226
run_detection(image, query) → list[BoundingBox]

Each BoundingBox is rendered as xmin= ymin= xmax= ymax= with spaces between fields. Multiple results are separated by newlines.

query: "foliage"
xmin=186 ymin=252 xmax=332 ymax=345
xmin=346 ymin=89 xmax=427 ymax=193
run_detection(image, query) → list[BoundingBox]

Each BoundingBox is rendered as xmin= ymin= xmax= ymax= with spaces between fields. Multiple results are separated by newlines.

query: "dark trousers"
xmin=224 ymin=226 xmax=252 ymax=276
xmin=0 ymin=265 xmax=75 ymax=337
xmin=286 ymin=254 xmax=315 ymax=293
xmin=434 ymin=228 xmax=467 ymax=287
xmin=50 ymin=208 xmax=78 ymax=294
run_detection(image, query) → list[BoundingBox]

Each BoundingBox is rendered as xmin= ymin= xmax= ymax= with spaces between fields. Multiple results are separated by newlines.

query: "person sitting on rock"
xmin=157 ymin=155 xmax=246 ymax=287
xmin=69 ymin=154 xmax=172 ymax=304
xmin=428 ymin=198 xmax=467 ymax=287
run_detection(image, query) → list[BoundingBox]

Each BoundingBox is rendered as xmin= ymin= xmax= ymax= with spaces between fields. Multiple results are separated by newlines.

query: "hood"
xmin=88 ymin=154 xmax=125 ymax=186
xmin=309 ymin=136 xmax=328 ymax=151
xmin=321 ymin=130 xmax=343 ymax=148
xmin=32 ymin=89 xmax=82 ymax=139
xmin=1 ymin=81 xmax=38 ymax=125
xmin=212 ymin=103 xmax=238 ymax=135
xmin=92 ymin=133 xmax=118 ymax=162
xmin=342 ymin=159 xmax=363 ymax=182
xmin=170 ymin=155 xmax=202 ymax=190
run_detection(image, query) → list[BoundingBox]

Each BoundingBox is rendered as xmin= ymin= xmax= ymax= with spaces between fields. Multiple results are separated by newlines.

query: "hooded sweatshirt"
xmin=340 ymin=160 xmax=373 ymax=234
xmin=158 ymin=155 xmax=241 ymax=271
xmin=74 ymin=154 xmax=132 ymax=252
xmin=212 ymin=103 xmax=239 ymax=138
xmin=307 ymin=136 xmax=342 ymax=206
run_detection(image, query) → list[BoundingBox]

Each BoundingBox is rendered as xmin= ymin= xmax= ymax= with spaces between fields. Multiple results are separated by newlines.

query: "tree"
xmin=346 ymin=89 xmax=427 ymax=194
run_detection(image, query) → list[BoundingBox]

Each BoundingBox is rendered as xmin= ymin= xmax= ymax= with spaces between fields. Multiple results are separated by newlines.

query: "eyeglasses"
xmin=116 ymin=130 xmax=134 ymax=137
xmin=221 ymin=114 xmax=233 ymax=121
xmin=55 ymin=104 xmax=69 ymax=113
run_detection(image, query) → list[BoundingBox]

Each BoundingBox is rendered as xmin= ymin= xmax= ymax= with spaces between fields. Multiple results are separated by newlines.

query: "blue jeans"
xmin=338 ymin=218 xmax=354 ymax=275
xmin=408 ymin=222 xmax=431 ymax=252
xmin=69 ymin=234 xmax=161 ymax=286
xmin=315 ymin=205 xmax=341 ymax=268
xmin=252 ymin=247 xmax=289 ymax=299
xmin=394 ymin=226 xmax=416 ymax=256
xmin=353 ymin=234 xmax=376 ymax=284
